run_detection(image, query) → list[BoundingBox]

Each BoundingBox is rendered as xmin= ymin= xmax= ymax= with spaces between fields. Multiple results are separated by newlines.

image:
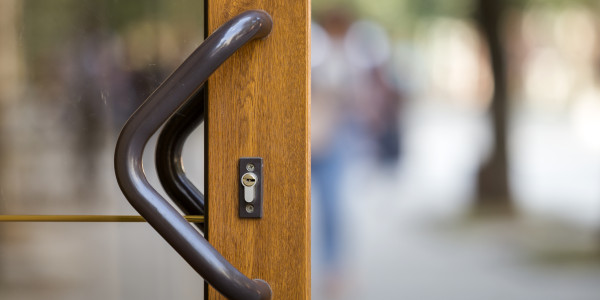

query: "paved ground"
xmin=312 ymin=104 xmax=600 ymax=300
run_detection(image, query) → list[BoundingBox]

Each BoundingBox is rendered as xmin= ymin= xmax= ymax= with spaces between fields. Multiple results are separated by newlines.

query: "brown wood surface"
xmin=206 ymin=0 xmax=310 ymax=299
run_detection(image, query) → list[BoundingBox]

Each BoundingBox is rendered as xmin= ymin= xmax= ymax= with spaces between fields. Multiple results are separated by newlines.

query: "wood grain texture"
xmin=206 ymin=0 xmax=310 ymax=299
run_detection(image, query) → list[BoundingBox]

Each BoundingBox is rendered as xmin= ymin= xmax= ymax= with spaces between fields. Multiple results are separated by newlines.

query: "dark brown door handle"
xmin=114 ymin=10 xmax=273 ymax=300
xmin=155 ymin=85 xmax=206 ymax=232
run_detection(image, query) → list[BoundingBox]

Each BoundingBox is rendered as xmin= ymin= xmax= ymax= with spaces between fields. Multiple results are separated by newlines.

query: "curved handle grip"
xmin=155 ymin=85 xmax=205 ymax=220
xmin=114 ymin=10 xmax=273 ymax=300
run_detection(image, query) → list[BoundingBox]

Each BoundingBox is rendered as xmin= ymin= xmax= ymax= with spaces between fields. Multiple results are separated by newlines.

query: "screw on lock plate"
xmin=239 ymin=158 xmax=263 ymax=218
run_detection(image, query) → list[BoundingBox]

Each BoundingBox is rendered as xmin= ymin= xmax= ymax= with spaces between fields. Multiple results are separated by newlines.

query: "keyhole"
xmin=242 ymin=173 xmax=258 ymax=187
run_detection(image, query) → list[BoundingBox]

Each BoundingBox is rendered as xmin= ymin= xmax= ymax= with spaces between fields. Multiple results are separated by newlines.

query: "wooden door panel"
xmin=206 ymin=0 xmax=310 ymax=299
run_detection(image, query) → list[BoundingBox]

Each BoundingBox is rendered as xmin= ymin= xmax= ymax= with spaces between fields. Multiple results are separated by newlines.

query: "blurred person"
xmin=343 ymin=20 xmax=402 ymax=167
xmin=353 ymin=64 xmax=403 ymax=167
xmin=311 ymin=8 xmax=355 ymax=295
xmin=59 ymin=26 xmax=113 ymax=200
xmin=57 ymin=16 xmax=152 ymax=201
xmin=312 ymin=7 xmax=402 ymax=297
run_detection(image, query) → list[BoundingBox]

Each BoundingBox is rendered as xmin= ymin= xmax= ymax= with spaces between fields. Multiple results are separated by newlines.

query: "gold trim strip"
xmin=0 ymin=215 xmax=204 ymax=223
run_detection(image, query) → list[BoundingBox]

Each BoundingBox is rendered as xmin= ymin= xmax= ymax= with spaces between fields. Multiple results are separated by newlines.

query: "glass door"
xmin=0 ymin=1 xmax=205 ymax=299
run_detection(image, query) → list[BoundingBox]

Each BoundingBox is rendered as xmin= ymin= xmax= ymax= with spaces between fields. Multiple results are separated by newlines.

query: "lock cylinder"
xmin=241 ymin=172 xmax=258 ymax=202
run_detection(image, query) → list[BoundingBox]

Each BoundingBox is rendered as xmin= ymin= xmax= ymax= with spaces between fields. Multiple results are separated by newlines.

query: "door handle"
xmin=114 ymin=10 xmax=273 ymax=300
xmin=155 ymin=85 xmax=205 ymax=229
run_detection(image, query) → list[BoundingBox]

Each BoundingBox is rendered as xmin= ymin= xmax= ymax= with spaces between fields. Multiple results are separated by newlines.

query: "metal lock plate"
xmin=239 ymin=157 xmax=263 ymax=218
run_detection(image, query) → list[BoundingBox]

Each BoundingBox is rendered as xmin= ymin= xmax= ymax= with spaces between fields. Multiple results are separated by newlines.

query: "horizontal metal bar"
xmin=0 ymin=215 xmax=204 ymax=223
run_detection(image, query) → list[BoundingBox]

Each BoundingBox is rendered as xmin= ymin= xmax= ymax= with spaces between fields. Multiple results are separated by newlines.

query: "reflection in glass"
xmin=0 ymin=1 xmax=205 ymax=298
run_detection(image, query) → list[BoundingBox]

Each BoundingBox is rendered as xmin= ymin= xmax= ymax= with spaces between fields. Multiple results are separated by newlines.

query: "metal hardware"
xmin=114 ymin=10 xmax=273 ymax=300
xmin=0 ymin=215 xmax=204 ymax=223
xmin=155 ymin=86 xmax=205 ymax=232
xmin=242 ymin=172 xmax=258 ymax=202
xmin=239 ymin=158 xmax=263 ymax=218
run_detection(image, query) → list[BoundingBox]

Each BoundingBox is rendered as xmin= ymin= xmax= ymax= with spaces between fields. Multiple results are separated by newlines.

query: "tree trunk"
xmin=474 ymin=0 xmax=513 ymax=214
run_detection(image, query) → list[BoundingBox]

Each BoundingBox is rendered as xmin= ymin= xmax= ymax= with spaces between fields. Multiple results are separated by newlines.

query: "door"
xmin=0 ymin=0 xmax=310 ymax=299
xmin=205 ymin=0 xmax=310 ymax=299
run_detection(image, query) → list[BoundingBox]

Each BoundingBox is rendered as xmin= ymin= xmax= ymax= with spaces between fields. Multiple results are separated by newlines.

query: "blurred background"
xmin=1 ymin=0 xmax=600 ymax=299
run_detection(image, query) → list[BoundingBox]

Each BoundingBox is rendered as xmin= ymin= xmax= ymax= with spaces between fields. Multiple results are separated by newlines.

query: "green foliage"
xmin=407 ymin=0 xmax=476 ymax=18
xmin=21 ymin=0 xmax=203 ymax=73
xmin=312 ymin=0 xmax=477 ymax=35
xmin=312 ymin=0 xmax=599 ymax=35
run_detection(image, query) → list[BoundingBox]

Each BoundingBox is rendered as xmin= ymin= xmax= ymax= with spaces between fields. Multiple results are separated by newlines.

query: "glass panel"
xmin=0 ymin=0 xmax=205 ymax=298
xmin=0 ymin=223 xmax=203 ymax=299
